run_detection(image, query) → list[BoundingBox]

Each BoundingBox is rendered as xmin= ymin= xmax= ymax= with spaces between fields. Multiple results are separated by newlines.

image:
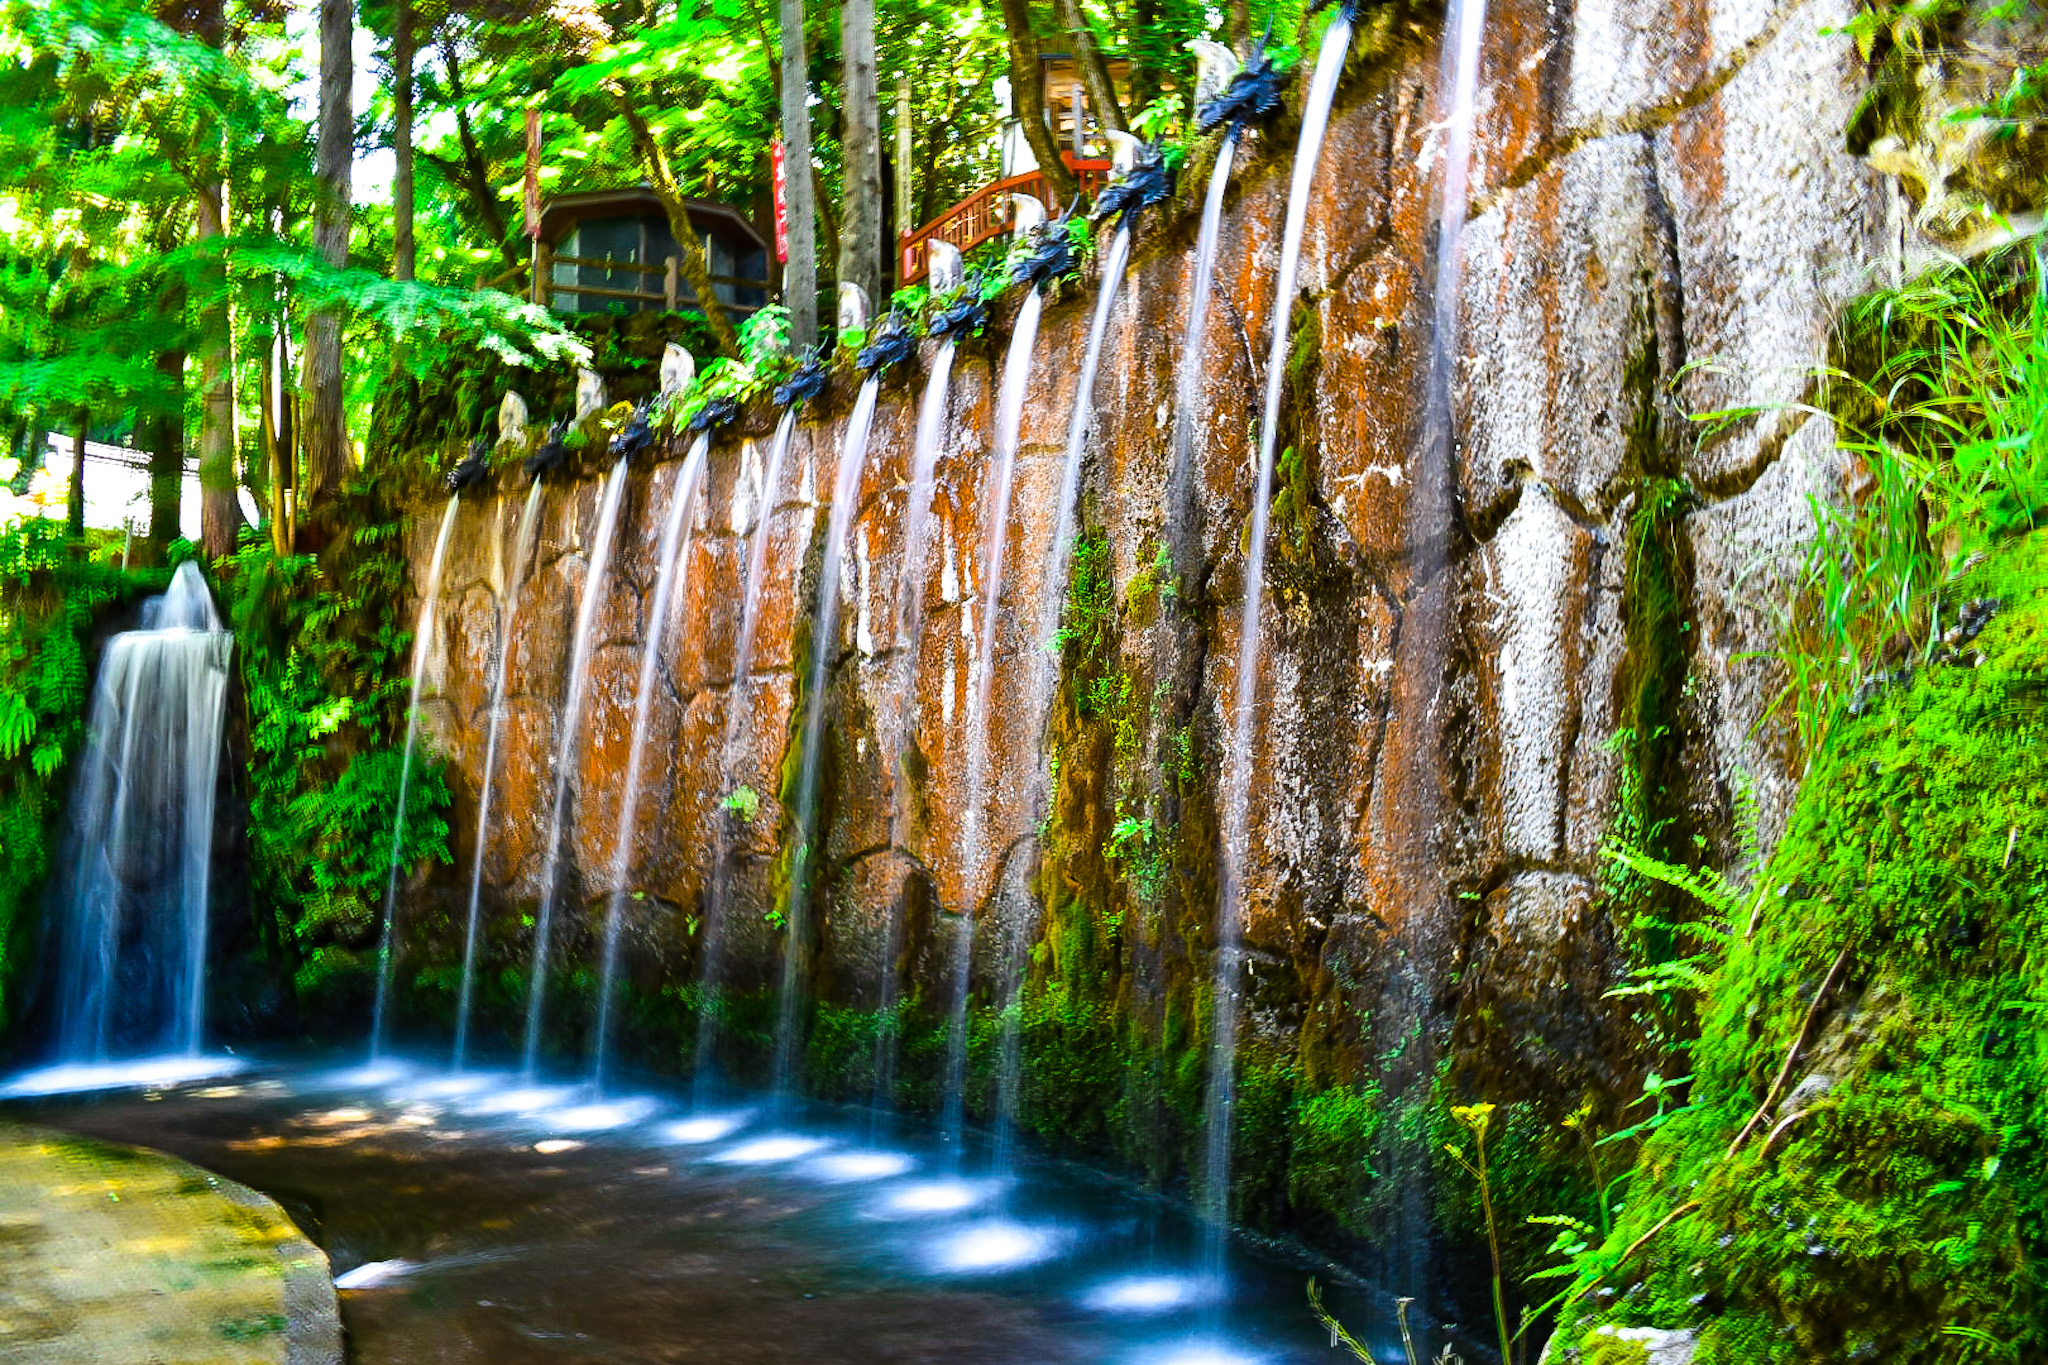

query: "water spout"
xmin=369 ymin=494 xmax=461 ymax=1057
xmin=592 ymin=437 xmax=710 ymax=1092
xmin=522 ymin=456 xmax=633 ymax=1075
xmin=453 ymin=478 xmax=547 ymax=1070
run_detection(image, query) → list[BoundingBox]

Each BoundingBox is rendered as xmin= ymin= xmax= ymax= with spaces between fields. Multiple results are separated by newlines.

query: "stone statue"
xmin=660 ymin=343 xmax=695 ymax=400
xmin=928 ymin=240 xmax=965 ymax=296
xmin=837 ymin=281 xmax=870 ymax=335
xmin=497 ymin=390 xmax=530 ymax=448
xmin=574 ymin=368 xmax=606 ymax=423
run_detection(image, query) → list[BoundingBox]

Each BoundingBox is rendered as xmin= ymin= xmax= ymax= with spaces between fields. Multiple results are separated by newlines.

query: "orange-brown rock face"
xmin=400 ymin=0 xmax=1896 ymax=1202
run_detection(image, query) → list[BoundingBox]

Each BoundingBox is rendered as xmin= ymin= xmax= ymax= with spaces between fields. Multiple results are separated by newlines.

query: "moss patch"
xmin=1556 ymin=533 xmax=2048 ymax=1363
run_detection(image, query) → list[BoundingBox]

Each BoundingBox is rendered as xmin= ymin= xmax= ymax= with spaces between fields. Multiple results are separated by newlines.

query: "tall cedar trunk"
xmin=836 ymin=0 xmax=882 ymax=307
xmin=1129 ymin=0 xmax=1160 ymax=110
xmin=617 ymin=100 xmax=740 ymax=357
xmin=66 ymin=423 xmax=86 ymax=539
xmin=1230 ymin=0 xmax=1250 ymax=55
xmin=303 ymin=0 xmax=353 ymax=520
xmin=196 ymin=186 xmax=244 ymax=557
xmin=997 ymin=0 xmax=1076 ymax=200
xmin=1056 ymin=0 xmax=1128 ymax=137
xmin=777 ymin=0 xmax=820 ymax=348
xmin=393 ymin=0 xmax=416 ymax=282
xmin=147 ymin=348 xmax=186 ymax=559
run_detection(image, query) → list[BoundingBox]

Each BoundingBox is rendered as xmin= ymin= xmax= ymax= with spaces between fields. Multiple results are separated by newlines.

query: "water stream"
xmin=592 ymin=438 xmax=710 ymax=1092
xmin=874 ymin=340 xmax=958 ymax=1111
xmin=370 ymin=494 xmax=461 ymax=1058
xmin=521 ymin=457 xmax=633 ymax=1075
xmin=49 ymin=562 xmax=231 ymax=1062
xmin=694 ymin=409 xmax=799 ymax=1099
xmin=1203 ymin=9 xmax=1356 ymax=1271
xmin=772 ymin=378 xmax=883 ymax=1100
xmin=1166 ymin=129 xmax=1240 ymax=565
xmin=2 ymin=1060 xmax=1414 ymax=1364
xmin=990 ymin=223 xmax=1139 ymax=1177
xmin=941 ymin=285 xmax=1046 ymax=1155
xmin=452 ymin=479 xmax=548 ymax=1070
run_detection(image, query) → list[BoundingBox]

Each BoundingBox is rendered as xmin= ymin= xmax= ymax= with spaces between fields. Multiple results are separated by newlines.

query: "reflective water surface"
xmin=3 ymin=1057 xmax=1416 ymax=1364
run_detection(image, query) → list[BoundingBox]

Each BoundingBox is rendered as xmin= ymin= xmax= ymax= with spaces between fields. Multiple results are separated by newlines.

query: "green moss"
xmin=1560 ymin=534 xmax=2048 ymax=1363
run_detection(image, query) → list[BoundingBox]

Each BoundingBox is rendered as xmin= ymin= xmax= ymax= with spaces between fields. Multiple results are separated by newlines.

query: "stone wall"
xmin=395 ymin=0 xmax=1896 ymax=1234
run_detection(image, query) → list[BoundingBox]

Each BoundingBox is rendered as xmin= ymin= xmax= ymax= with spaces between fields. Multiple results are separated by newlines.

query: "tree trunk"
xmin=837 ymin=0 xmax=882 ymax=308
xmin=303 ymin=0 xmax=354 ymax=518
xmin=1230 ymin=0 xmax=1250 ymax=56
xmin=393 ymin=0 xmax=416 ymax=282
xmin=777 ymin=0 xmax=820 ymax=348
xmin=66 ymin=423 xmax=86 ymax=540
xmin=196 ymin=186 xmax=245 ymax=558
xmin=997 ymin=0 xmax=1076 ymax=199
xmin=147 ymin=349 xmax=186 ymax=559
xmin=616 ymin=99 xmax=741 ymax=357
xmin=1129 ymin=0 xmax=1160 ymax=111
xmin=436 ymin=43 xmax=521 ymax=266
xmin=1056 ymin=0 xmax=1128 ymax=137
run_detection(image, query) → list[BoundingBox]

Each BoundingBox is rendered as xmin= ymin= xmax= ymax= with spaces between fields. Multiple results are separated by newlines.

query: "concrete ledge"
xmin=0 ymin=1119 xmax=341 ymax=1364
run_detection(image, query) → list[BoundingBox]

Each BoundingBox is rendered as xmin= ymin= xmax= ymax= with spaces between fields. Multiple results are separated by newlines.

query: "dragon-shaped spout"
xmin=1193 ymin=31 xmax=1286 ymax=135
xmin=856 ymin=311 xmax=917 ymax=376
xmin=1091 ymin=134 xmax=1176 ymax=233
xmin=524 ymin=420 xmax=570 ymax=481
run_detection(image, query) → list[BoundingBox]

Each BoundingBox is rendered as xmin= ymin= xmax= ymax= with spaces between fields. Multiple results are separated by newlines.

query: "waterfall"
xmin=771 ymin=377 xmax=882 ymax=1100
xmin=369 ymin=494 xmax=460 ymax=1058
xmin=873 ymin=339 xmax=957 ymax=1112
xmin=591 ymin=438 xmax=709 ymax=1092
xmin=1203 ymin=8 xmax=1356 ymax=1267
xmin=51 ymin=561 xmax=231 ymax=1061
xmin=940 ymin=284 xmax=1046 ymax=1155
xmin=694 ymin=407 xmax=798 ymax=1101
xmin=453 ymin=478 xmax=547 ymax=1070
xmin=989 ymin=222 xmax=1139 ymax=1176
xmin=521 ymin=457 xmax=632 ymax=1075
xmin=1167 ymin=130 xmax=1240 ymax=562
xmin=1381 ymin=0 xmax=1491 ymax=1303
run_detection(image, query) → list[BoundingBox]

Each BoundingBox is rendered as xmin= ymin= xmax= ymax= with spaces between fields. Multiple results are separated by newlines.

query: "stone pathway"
xmin=0 ymin=1119 xmax=339 ymax=1364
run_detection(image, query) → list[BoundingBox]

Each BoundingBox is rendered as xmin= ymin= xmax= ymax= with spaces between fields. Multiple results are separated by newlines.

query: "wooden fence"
xmin=898 ymin=155 xmax=1112 ymax=286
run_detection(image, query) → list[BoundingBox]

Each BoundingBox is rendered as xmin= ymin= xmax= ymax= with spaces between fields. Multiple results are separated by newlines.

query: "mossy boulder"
xmin=1555 ymin=532 xmax=2048 ymax=1363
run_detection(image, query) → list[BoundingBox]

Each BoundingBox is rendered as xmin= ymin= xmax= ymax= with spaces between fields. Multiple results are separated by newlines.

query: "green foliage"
xmin=222 ymin=479 xmax=452 ymax=1014
xmin=1558 ymin=533 xmax=2048 ymax=1364
xmin=1751 ymin=243 xmax=2048 ymax=761
xmin=0 ymin=514 xmax=160 ymax=1035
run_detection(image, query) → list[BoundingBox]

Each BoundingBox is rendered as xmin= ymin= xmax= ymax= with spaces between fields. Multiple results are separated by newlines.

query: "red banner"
xmin=523 ymin=107 xmax=541 ymax=238
xmin=770 ymin=138 xmax=789 ymax=264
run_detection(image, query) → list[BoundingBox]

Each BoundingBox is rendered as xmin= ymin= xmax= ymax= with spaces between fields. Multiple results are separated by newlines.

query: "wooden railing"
xmin=529 ymin=248 xmax=773 ymax=313
xmin=898 ymin=154 xmax=1112 ymax=286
